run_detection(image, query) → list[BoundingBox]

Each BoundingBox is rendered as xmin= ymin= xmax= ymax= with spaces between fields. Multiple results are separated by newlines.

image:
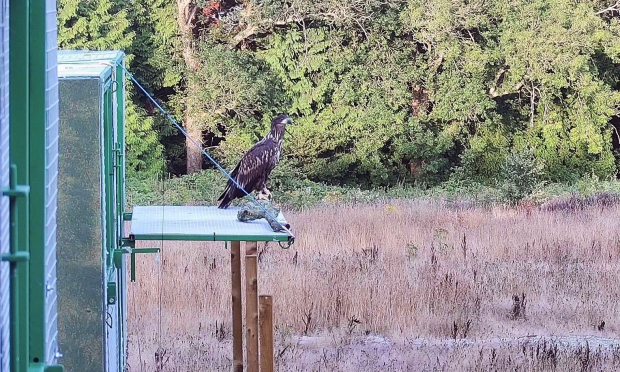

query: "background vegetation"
xmin=58 ymin=0 xmax=620 ymax=199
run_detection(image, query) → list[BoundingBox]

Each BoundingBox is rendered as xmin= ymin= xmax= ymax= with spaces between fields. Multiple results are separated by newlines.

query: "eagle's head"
xmin=272 ymin=114 xmax=293 ymax=128
xmin=267 ymin=114 xmax=293 ymax=141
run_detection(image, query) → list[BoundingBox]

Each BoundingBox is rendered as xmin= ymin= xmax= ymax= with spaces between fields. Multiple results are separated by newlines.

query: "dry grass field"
xmin=127 ymin=199 xmax=620 ymax=371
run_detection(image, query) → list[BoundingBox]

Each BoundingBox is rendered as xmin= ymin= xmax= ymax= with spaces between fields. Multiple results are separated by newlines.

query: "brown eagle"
xmin=217 ymin=114 xmax=293 ymax=208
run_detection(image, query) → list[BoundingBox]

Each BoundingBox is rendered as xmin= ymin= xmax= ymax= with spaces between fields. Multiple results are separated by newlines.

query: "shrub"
xmin=500 ymin=148 xmax=544 ymax=203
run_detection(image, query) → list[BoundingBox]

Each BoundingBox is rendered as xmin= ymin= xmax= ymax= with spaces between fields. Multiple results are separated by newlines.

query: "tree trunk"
xmin=185 ymin=116 xmax=203 ymax=173
xmin=177 ymin=0 xmax=202 ymax=173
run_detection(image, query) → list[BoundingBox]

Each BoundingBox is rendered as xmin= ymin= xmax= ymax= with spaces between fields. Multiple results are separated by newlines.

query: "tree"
xmin=403 ymin=0 xmax=620 ymax=183
xmin=57 ymin=0 xmax=167 ymax=178
xmin=127 ymin=0 xmax=185 ymax=174
xmin=58 ymin=0 xmax=620 ymax=186
xmin=177 ymin=0 xmax=203 ymax=173
xmin=57 ymin=0 xmax=133 ymax=51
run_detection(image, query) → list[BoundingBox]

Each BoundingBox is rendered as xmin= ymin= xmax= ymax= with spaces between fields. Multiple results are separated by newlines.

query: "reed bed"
xmin=127 ymin=200 xmax=620 ymax=371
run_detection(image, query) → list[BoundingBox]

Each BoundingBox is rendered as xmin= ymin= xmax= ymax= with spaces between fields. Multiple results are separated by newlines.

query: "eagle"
xmin=217 ymin=114 xmax=293 ymax=209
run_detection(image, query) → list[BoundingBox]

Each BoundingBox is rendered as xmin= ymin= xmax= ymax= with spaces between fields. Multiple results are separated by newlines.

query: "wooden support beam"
xmin=230 ymin=241 xmax=243 ymax=372
xmin=259 ymin=295 xmax=274 ymax=372
xmin=246 ymin=242 xmax=259 ymax=372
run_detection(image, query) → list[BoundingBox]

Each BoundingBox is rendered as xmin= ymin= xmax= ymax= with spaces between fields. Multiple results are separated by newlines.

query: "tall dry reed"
xmin=127 ymin=200 xmax=620 ymax=371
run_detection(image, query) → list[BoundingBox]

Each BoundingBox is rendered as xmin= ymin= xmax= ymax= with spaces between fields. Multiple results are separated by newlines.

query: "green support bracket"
xmin=2 ymin=185 xmax=30 ymax=198
xmin=1 ymin=251 xmax=30 ymax=262
xmin=113 ymin=248 xmax=129 ymax=269
xmin=130 ymin=248 xmax=160 ymax=282
xmin=123 ymin=212 xmax=132 ymax=221
xmin=112 ymin=143 xmax=122 ymax=169
xmin=131 ymin=248 xmax=159 ymax=282
xmin=107 ymin=282 xmax=117 ymax=305
xmin=116 ymin=239 xmax=160 ymax=282
xmin=132 ymin=248 xmax=160 ymax=254
xmin=2 ymin=164 xmax=30 ymax=199
xmin=120 ymin=236 xmax=135 ymax=248
xmin=43 ymin=365 xmax=65 ymax=372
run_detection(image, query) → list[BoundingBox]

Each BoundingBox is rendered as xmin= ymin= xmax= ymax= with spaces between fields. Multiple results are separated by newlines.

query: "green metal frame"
xmin=57 ymin=50 xmax=127 ymax=372
xmin=1 ymin=166 xmax=30 ymax=371
xmin=8 ymin=1 xmax=30 ymax=370
xmin=131 ymin=232 xmax=291 ymax=242
xmin=113 ymin=59 xmax=128 ymax=372
xmin=9 ymin=0 xmax=64 ymax=371
xmin=28 ymin=0 xmax=50 ymax=363
xmin=104 ymin=86 xmax=116 ymax=274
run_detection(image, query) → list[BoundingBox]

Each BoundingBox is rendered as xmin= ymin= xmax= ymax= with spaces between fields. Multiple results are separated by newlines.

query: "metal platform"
xmin=129 ymin=205 xmax=292 ymax=242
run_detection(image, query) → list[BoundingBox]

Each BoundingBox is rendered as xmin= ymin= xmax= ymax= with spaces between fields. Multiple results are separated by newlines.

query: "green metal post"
xmin=115 ymin=61 xmax=126 ymax=237
xmin=114 ymin=59 xmax=127 ymax=372
xmin=9 ymin=0 xmax=30 ymax=370
xmin=130 ymin=250 xmax=136 ymax=283
xmin=104 ymin=87 xmax=116 ymax=271
xmin=28 ymin=0 xmax=49 ymax=364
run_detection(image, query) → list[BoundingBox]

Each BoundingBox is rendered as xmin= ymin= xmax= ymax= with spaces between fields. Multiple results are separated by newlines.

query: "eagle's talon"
xmin=263 ymin=188 xmax=273 ymax=200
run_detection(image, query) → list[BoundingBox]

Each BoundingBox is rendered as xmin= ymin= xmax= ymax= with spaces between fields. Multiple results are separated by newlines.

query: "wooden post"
xmin=259 ymin=295 xmax=274 ymax=372
xmin=246 ymin=241 xmax=259 ymax=372
xmin=230 ymin=241 xmax=243 ymax=372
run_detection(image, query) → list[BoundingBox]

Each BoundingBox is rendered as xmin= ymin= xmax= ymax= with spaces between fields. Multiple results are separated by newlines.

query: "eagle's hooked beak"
xmin=284 ymin=117 xmax=294 ymax=138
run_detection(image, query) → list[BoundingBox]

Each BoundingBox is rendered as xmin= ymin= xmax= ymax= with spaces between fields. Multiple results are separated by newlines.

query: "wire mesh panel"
xmin=44 ymin=0 xmax=60 ymax=363
xmin=57 ymin=78 xmax=104 ymax=371
xmin=0 ymin=0 xmax=10 ymax=369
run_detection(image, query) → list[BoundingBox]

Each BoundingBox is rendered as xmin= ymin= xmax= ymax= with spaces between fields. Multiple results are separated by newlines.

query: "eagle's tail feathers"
xmin=217 ymin=162 xmax=242 ymax=209
xmin=217 ymin=182 xmax=235 ymax=209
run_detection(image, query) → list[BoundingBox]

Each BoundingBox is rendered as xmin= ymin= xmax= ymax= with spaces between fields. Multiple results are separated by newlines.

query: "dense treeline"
xmin=58 ymin=0 xmax=620 ymax=189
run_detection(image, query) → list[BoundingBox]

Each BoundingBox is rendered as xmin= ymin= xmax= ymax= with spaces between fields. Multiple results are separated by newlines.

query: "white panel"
xmin=0 ymin=0 xmax=10 ymax=370
xmin=44 ymin=0 xmax=60 ymax=364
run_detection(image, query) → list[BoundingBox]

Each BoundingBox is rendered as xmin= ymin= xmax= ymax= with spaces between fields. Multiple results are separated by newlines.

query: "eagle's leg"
xmin=257 ymin=187 xmax=272 ymax=201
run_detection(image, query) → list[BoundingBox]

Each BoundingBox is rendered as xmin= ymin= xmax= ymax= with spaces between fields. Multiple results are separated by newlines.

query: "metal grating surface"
xmin=44 ymin=0 xmax=60 ymax=363
xmin=131 ymin=206 xmax=292 ymax=242
xmin=0 ymin=0 xmax=10 ymax=369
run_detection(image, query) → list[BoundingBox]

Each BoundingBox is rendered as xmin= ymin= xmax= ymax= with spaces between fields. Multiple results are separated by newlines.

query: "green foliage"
xmin=124 ymin=91 xmax=166 ymax=178
xmin=126 ymin=0 xmax=183 ymax=90
xmin=257 ymin=24 xmax=416 ymax=186
xmin=57 ymin=0 xmax=175 ymax=178
xmin=186 ymin=41 xmax=288 ymax=137
xmin=57 ymin=0 xmax=134 ymax=52
xmin=500 ymin=148 xmax=545 ymax=202
xmin=495 ymin=0 xmax=620 ymax=181
xmin=59 ymin=0 xmax=620 ymax=189
xmin=124 ymin=0 xmax=184 ymax=174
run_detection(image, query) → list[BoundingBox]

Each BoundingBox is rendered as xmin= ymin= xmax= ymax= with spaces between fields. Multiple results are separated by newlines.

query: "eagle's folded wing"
xmin=218 ymin=139 xmax=278 ymax=208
